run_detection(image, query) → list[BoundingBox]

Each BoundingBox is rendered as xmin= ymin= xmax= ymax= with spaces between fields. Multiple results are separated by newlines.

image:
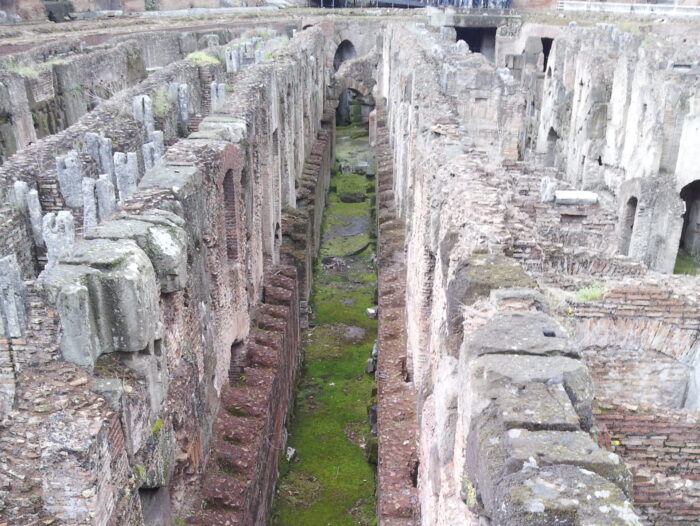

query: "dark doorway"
xmin=333 ymin=40 xmax=357 ymax=71
xmin=541 ymin=37 xmax=554 ymax=72
xmin=139 ymin=487 xmax=173 ymax=526
xmin=620 ymin=197 xmax=638 ymax=256
xmin=680 ymin=181 xmax=700 ymax=257
xmin=455 ymin=27 xmax=497 ymax=62
xmin=545 ymin=127 xmax=559 ymax=167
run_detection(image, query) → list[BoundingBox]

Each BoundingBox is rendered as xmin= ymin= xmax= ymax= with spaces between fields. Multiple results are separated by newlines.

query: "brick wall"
xmin=597 ymin=403 xmax=700 ymax=525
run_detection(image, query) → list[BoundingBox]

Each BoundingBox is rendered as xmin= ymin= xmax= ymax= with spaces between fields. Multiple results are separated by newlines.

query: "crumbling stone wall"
xmin=0 ymin=23 xmax=332 ymax=525
xmin=516 ymin=22 xmax=700 ymax=273
xmin=377 ymin=19 xmax=641 ymax=526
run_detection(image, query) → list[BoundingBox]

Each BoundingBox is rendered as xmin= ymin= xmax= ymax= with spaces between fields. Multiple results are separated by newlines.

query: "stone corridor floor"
xmin=271 ymin=124 xmax=378 ymax=526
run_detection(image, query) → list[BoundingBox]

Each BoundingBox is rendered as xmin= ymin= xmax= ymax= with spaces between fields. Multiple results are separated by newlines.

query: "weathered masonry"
xmin=2 ymin=6 xmax=700 ymax=526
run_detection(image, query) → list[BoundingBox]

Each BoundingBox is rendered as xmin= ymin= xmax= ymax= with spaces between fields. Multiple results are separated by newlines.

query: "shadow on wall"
xmin=455 ymin=26 xmax=497 ymax=62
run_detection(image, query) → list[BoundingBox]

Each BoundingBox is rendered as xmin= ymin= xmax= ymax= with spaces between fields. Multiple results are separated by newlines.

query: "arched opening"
xmin=677 ymin=181 xmax=700 ymax=274
xmin=333 ymin=40 xmax=357 ymax=72
xmin=620 ymin=197 xmax=638 ymax=256
xmin=223 ymin=169 xmax=239 ymax=262
xmin=455 ymin=26 xmax=497 ymax=62
xmin=545 ymin=127 xmax=559 ymax=167
xmin=541 ymin=37 xmax=554 ymax=72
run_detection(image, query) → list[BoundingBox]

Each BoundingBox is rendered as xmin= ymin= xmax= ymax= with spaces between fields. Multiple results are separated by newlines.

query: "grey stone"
xmin=153 ymin=130 xmax=165 ymax=158
xmin=0 ymin=254 xmax=26 ymax=338
xmin=467 ymin=410 xmax=632 ymax=516
xmin=96 ymin=174 xmax=117 ymax=222
xmin=489 ymin=287 xmax=549 ymax=313
xmin=493 ymin=465 xmax=642 ymax=525
xmin=114 ymin=152 xmax=139 ymax=204
xmin=539 ymin=176 xmax=557 ymax=203
xmin=12 ymin=181 xmax=28 ymax=214
xmin=464 ymin=354 xmax=594 ymax=431
xmin=84 ymin=213 xmax=187 ymax=293
xmin=225 ymin=45 xmax=241 ymax=73
xmin=82 ymin=178 xmax=98 ymax=234
xmin=133 ymin=95 xmax=155 ymax=140
xmin=38 ymin=239 xmax=158 ymax=369
xmin=365 ymin=358 xmax=375 ymax=374
xmin=554 ymin=190 xmax=599 ymax=205
xmin=496 ymin=382 xmax=581 ymax=432
xmin=91 ymin=379 xmax=123 ymax=411
xmin=177 ymin=84 xmax=189 ymax=126
xmin=42 ymin=211 xmax=75 ymax=269
xmin=56 ymin=150 xmax=83 ymax=208
xmin=462 ymin=312 xmax=578 ymax=359
xmin=26 ymin=189 xmax=44 ymax=247
xmin=84 ymin=132 xmax=114 ymax=178
xmin=143 ymin=142 xmax=158 ymax=171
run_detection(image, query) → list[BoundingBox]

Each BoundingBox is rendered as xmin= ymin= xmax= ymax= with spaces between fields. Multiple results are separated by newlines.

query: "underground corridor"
xmin=270 ymin=93 xmax=378 ymax=526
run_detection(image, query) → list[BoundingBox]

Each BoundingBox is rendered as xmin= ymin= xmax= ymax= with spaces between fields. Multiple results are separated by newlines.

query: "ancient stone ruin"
xmin=2 ymin=2 xmax=700 ymax=525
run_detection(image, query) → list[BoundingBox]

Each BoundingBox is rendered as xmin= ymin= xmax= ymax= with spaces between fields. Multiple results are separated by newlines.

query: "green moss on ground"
xmin=271 ymin=125 xmax=377 ymax=526
xmin=674 ymin=248 xmax=700 ymax=275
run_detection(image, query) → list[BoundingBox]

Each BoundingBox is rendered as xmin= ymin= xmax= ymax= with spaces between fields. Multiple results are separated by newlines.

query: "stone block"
xmin=56 ymin=150 xmax=84 ymax=208
xmin=114 ymin=152 xmax=139 ymax=204
xmin=0 ymin=254 xmax=26 ymax=338
xmin=493 ymin=465 xmax=642 ymax=525
xmin=85 ymin=132 xmax=114 ymax=178
xmin=133 ymin=94 xmax=155 ymax=140
xmin=462 ymin=312 xmax=578 ymax=359
xmin=42 ymin=211 xmax=75 ymax=268
xmin=539 ymin=175 xmax=557 ymax=203
xmin=38 ymin=239 xmax=158 ymax=368
xmin=26 ymin=189 xmax=44 ymax=247
xmin=82 ymin=177 xmax=98 ymax=234
xmin=85 ymin=212 xmax=187 ymax=293
xmin=554 ymin=190 xmax=599 ymax=205
xmin=96 ymin=174 xmax=117 ymax=222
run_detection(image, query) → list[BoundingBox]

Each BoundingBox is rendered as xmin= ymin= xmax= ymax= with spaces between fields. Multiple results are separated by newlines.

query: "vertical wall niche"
xmin=541 ymin=37 xmax=554 ymax=72
xmin=620 ymin=196 xmax=638 ymax=256
xmin=229 ymin=340 xmax=245 ymax=384
xmin=223 ymin=169 xmax=239 ymax=262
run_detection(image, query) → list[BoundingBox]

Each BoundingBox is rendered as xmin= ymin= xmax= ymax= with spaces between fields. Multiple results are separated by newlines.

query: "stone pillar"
xmin=369 ymin=109 xmax=377 ymax=147
xmin=0 ymin=254 xmax=26 ymax=339
xmin=225 ymin=45 xmax=241 ymax=73
xmin=96 ymin=174 xmax=117 ymax=222
xmin=26 ymin=189 xmax=44 ymax=247
xmin=84 ymin=132 xmax=114 ymax=179
xmin=539 ymin=176 xmax=557 ymax=203
xmin=114 ymin=152 xmax=139 ymax=204
xmin=56 ymin=150 xmax=83 ymax=208
xmin=82 ymin=178 xmax=98 ymax=234
xmin=133 ymin=95 xmax=155 ymax=140
xmin=211 ymin=82 xmax=227 ymax=111
xmin=43 ymin=211 xmax=75 ymax=268
xmin=177 ymin=84 xmax=189 ymax=130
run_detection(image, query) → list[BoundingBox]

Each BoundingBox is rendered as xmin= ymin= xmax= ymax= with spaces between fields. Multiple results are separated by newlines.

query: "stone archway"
xmin=333 ymin=39 xmax=357 ymax=71
xmin=620 ymin=196 xmax=638 ymax=256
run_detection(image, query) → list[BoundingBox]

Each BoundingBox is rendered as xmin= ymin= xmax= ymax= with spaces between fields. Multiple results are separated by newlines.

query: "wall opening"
xmin=620 ymin=197 xmax=638 ymax=256
xmin=333 ymin=40 xmax=357 ymax=71
xmin=138 ymin=487 xmax=173 ymax=526
xmin=455 ymin=26 xmax=497 ymax=62
xmin=229 ymin=340 xmax=245 ymax=384
xmin=336 ymin=88 xmax=374 ymax=127
xmin=679 ymin=181 xmax=700 ymax=270
xmin=223 ymin=169 xmax=239 ymax=261
xmin=545 ymin=127 xmax=559 ymax=167
xmin=541 ymin=37 xmax=554 ymax=72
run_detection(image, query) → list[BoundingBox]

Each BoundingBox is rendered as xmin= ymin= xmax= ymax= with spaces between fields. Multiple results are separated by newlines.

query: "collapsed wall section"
xmin=377 ymin=20 xmax=641 ymax=526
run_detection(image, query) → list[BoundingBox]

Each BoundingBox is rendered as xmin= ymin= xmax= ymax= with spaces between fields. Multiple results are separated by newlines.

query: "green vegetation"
xmin=674 ymin=248 xmax=700 ymax=275
xmin=185 ymin=51 xmax=221 ymax=67
xmin=152 ymin=88 xmax=173 ymax=119
xmin=151 ymin=418 xmax=164 ymax=436
xmin=272 ymin=126 xmax=377 ymax=526
xmin=6 ymin=61 xmax=39 ymax=79
xmin=576 ymin=281 xmax=605 ymax=302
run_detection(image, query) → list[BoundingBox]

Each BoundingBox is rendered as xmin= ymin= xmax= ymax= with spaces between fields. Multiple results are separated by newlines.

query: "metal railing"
xmin=557 ymin=1 xmax=700 ymax=18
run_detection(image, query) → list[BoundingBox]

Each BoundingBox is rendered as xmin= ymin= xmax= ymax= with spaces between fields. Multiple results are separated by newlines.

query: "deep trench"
xmin=271 ymin=113 xmax=378 ymax=524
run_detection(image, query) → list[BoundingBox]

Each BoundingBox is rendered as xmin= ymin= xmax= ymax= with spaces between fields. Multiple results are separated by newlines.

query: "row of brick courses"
xmin=596 ymin=403 xmax=700 ymax=524
xmin=374 ymin=105 xmax=419 ymax=525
